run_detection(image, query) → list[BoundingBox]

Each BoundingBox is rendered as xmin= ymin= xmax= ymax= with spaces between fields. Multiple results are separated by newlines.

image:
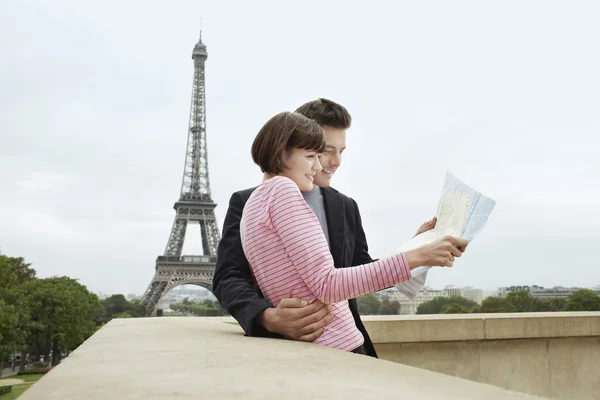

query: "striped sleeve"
xmin=265 ymin=176 xmax=412 ymax=304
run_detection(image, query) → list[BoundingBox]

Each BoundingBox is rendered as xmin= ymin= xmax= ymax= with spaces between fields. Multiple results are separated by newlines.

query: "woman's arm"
xmin=263 ymin=176 xmax=412 ymax=304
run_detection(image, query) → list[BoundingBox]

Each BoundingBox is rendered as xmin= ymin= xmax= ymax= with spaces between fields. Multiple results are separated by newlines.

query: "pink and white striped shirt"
xmin=240 ymin=175 xmax=412 ymax=352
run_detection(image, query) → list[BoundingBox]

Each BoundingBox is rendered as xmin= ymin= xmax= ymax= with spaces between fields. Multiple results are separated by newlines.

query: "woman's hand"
xmin=404 ymin=235 xmax=469 ymax=269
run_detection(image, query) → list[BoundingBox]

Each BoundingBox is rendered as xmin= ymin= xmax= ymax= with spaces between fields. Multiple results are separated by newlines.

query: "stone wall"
xmin=363 ymin=312 xmax=600 ymax=400
xmin=19 ymin=317 xmax=546 ymax=400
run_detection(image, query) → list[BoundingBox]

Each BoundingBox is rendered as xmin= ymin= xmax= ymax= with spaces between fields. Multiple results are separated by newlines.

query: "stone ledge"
xmin=362 ymin=312 xmax=600 ymax=343
xmin=19 ymin=317 xmax=546 ymax=400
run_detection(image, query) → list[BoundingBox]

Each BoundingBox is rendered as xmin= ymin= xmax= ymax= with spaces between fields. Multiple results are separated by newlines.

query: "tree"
xmin=379 ymin=299 xmax=400 ymax=315
xmin=531 ymin=297 xmax=565 ymax=312
xmin=565 ymin=290 xmax=600 ymax=311
xmin=99 ymin=295 xmax=145 ymax=322
xmin=549 ymin=298 xmax=567 ymax=311
xmin=441 ymin=303 xmax=471 ymax=314
xmin=0 ymin=255 xmax=36 ymax=376
xmin=506 ymin=291 xmax=534 ymax=312
xmin=126 ymin=299 xmax=147 ymax=318
xmin=169 ymin=301 xmax=227 ymax=317
xmin=417 ymin=296 xmax=477 ymax=314
xmin=532 ymin=298 xmax=554 ymax=312
xmin=24 ymin=276 xmax=104 ymax=365
xmin=0 ymin=300 xmax=23 ymax=378
xmin=0 ymin=255 xmax=36 ymax=287
xmin=478 ymin=297 xmax=517 ymax=313
xmin=101 ymin=295 xmax=129 ymax=317
xmin=357 ymin=294 xmax=380 ymax=315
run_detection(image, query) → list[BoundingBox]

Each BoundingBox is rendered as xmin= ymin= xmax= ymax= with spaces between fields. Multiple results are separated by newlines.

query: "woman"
xmin=240 ymin=111 xmax=467 ymax=353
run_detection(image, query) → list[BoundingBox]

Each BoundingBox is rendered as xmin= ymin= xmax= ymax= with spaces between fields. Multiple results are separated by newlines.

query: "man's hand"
xmin=257 ymin=298 xmax=334 ymax=342
xmin=414 ymin=216 xmax=437 ymax=237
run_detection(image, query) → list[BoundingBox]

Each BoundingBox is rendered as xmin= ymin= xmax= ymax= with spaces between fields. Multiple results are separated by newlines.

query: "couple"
xmin=213 ymin=99 xmax=468 ymax=356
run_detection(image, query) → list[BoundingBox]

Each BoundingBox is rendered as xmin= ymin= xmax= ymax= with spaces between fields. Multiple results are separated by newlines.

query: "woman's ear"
xmin=279 ymin=150 xmax=290 ymax=171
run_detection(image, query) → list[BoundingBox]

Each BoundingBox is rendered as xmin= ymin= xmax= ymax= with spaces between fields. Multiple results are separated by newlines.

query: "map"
xmin=436 ymin=189 xmax=471 ymax=237
xmin=393 ymin=173 xmax=497 ymax=299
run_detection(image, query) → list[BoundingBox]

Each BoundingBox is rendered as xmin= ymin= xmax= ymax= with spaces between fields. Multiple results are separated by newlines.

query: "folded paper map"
xmin=393 ymin=173 xmax=497 ymax=299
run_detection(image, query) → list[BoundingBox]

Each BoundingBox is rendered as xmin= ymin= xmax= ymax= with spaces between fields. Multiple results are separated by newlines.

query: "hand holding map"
xmin=393 ymin=173 xmax=497 ymax=299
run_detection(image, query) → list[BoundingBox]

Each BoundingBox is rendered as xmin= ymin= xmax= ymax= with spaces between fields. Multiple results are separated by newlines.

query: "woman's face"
xmin=280 ymin=148 xmax=322 ymax=191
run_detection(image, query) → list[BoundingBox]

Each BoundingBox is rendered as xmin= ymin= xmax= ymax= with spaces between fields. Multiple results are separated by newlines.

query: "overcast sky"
xmin=1 ymin=0 xmax=598 ymax=296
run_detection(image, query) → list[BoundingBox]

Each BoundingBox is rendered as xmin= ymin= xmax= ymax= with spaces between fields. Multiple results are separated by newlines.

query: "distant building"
xmin=498 ymin=285 xmax=600 ymax=299
xmin=462 ymin=287 xmax=484 ymax=305
xmin=444 ymin=285 xmax=464 ymax=298
xmin=372 ymin=285 xmax=484 ymax=315
xmin=370 ymin=283 xmax=600 ymax=315
xmin=497 ymin=285 xmax=543 ymax=297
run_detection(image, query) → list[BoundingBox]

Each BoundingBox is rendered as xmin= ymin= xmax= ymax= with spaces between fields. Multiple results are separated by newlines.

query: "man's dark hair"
xmin=294 ymin=98 xmax=352 ymax=129
xmin=251 ymin=111 xmax=325 ymax=174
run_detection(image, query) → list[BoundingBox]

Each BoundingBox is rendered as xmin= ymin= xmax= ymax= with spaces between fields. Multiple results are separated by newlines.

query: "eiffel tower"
xmin=141 ymin=29 xmax=221 ymax=316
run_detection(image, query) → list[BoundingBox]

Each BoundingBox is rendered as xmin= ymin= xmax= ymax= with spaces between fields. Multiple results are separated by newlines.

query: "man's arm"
xmin=213 ymin=190 xmax=333 ymax=340
xmin=213 ymin=191 xmax=276 ymax=337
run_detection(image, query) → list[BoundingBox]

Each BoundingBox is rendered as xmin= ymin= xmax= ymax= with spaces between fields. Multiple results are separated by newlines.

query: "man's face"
xmin=314 ymin=126 xmax=346 ymax=188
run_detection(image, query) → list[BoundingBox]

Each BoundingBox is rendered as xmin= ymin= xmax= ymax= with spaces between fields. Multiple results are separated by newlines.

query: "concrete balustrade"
xmin=362 ymin=312 xmax=600 ymax=400
xmin=19 ymin=316 xmax=549 ymax=400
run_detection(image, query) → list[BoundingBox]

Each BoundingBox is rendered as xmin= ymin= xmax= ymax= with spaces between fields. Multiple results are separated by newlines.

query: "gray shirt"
xmin=301 ymin=186 xmax=330 ymax=246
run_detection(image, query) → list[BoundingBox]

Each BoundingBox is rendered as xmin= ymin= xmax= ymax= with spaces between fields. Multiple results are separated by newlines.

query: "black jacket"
xmin=212 ymin=185 xmax=378 ymax=358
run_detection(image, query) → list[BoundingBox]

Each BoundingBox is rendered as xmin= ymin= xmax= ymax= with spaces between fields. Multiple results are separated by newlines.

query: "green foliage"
xmin=169 ymin=299 xmax=226 ymax=316
xmin=406 ymin=289 xmax=598 ymax=315
xmin=565 ymin=289 xmax=600 ymax=311
xmin=1 ymin=252 xmax=112 ymax=369
xmin=441 ymin=303 xmax=471 ymax=314
xmin=101 ymin=294 xmax=129 ymax=315
xmin=506 ymin=291 xmax=534 ymax=312
xmin=0 ymin=300 xmax=23 ymax=351
xmin=532 ymin=297 xmax=565 ymax=312
xmin=0 ymin=255 xmax=36 ymax=358
xmin=354 ymin=294 xmax=402 ymax=315
xmin=12 ymin=373 xmax=46 ymax=382
xmin=478 ymin=290 xmax=598 ymax=313
xmin=99 ymin=295 xmax=145 ymax=322
xmin=1 ymin=373 xmax=44 ymax=399
xmin=23 ymin=276 xmax=104 ymax=351
xmin=357 ymin=294 xmax=382 ymax=315
xmin=478 ymin=296 xmax=517 ymax=313
xmin=379 ymin=299 xmax=401 ymax=315
xmin=549 ymin=297 xmax=567 ymax=311
xmin=17 ymin=369 xmax=51 ymax=375
xmin=0 ymin=385 xmax=13 ymax=395
xmin=112 ymin=312 xmax=133 ymax=319
xmin=417 ymin=296 xmax=478 ymax=314
xmin=0 ymin=250 xmax=154 ymax=370
xmin=0 ymin=255 xmax=36 ymax=287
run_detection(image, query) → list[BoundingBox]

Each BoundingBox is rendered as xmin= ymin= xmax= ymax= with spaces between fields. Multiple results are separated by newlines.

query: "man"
xmin=212 ymin=98 xmax=435 ymax=358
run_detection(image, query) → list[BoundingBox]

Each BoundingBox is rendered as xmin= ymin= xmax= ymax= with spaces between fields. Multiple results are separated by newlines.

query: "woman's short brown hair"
xmin=251 ymin=112 xmax=325 ymax=174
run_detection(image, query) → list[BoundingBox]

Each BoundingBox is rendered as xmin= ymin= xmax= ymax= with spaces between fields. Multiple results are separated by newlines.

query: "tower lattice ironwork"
xmin=141 ymin=30 xmax=221 ymax=316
